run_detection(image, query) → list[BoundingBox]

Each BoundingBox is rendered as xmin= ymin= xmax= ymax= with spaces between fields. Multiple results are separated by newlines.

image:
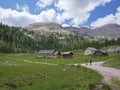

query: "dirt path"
xmin=81 ymin=61 xmax=120 ymax=85
xmin=23 ymin=60 xmax=58 ymax=66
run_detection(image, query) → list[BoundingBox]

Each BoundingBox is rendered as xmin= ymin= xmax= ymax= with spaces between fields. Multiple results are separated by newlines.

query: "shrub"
xmin=101 ymin=84 xmax=111 ymax=90
xmin=89 ymin=83 xmax=95 ymax=90
xmin=111 ymin=78 xmax=120 ymax=90
xmin=0 ymin=41 xmax=14 ymax=53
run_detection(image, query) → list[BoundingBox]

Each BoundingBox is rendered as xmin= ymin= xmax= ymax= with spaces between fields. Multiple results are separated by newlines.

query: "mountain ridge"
xmin=25 ymin=22 xmax=120 ymax=40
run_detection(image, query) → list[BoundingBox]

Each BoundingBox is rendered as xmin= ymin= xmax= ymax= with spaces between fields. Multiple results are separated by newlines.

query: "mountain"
xmin=25 ymin=22 xmax=70 ymax=34
xmin=0 ymin=22 xmax=120 ymax=53
xmin=91 ymin=24 xmax=120 ymax=37
xmin=24 ymin=22 xmax=83 ymax=50
xmin=25 ymin=22 xmax=120 ymax=40
xmin=63 ymin=26 xmax=91 ymax=36
xmin=64 ymin=24 xmax=120 ymax=40
xmin=26 ymin=22 xmax=62 ymax=31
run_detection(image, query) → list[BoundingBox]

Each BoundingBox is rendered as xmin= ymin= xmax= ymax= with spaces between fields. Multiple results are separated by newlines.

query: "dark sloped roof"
xmin=94 ymin=50 xmax=108 ymax=55
xmin=62 ymin=52 xmax=73 ymax=55
xmin=38 ymin=50 xmax=55 ymax=54
xmin=54 ymin=51 xmax=61 ymax=55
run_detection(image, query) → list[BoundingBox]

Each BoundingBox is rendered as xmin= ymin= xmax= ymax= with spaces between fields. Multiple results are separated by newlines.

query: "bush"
xmin=101 ymin=84 xmax=111 ymax=90
xmin=89 ymin=83 xmax=95 ymax=90
xmin=0 ymin=41 xmax=14 ymax=53
xmin=111 ymin=78 xmax=120 ymax=90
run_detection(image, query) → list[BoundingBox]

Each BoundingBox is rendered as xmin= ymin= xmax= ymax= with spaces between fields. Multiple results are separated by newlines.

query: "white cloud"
xmin=62 ymin=24 xmax=70 ymax=27
xmin=36 ymin=0 xmax=54 ymax=8
xmin=37 ymin=9 xmax=59 ymax=22
xmin=55 ymin=0 xmax=112 ymax=26
xmin=91 ymin=7 xmax=120 ymax=28
xmin=0 ymin=0 xmax=113 ymax=27
xmin=0 ymin=7 xmax=63 ymax=27
xmin=0 ymin=7 xmax=36 ymax=27
xmin=16 ymin=4 xmax=29 ymax=13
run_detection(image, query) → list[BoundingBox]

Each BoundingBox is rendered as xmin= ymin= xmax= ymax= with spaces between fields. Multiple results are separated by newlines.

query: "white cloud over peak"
xmin=36 ymin=0 xmax=54 ymax=8
xmin=37 ymin=9 xmax=62 ymax=23
xmin=55 ymin=0 xmax=112 ymax=26
xmin=62 ymin=24 xmax=70 ymax=27
xmin=91 ymin=7 xmax=120 ymax=28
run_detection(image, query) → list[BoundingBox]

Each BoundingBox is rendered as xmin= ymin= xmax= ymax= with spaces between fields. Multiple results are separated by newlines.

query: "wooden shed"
xmin=94 ymin=51 xmax=108 ymax=56
xmin=38 ymin=50 xmax=61 ymax=58
xmin=62 ymin=51 xmax=73 ymax=58
xmin=114 ymin=47 xmax=120 ymax=54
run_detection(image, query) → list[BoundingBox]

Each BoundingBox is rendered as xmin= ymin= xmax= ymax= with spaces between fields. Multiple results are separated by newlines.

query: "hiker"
xmin=89 ymin=57 xmax=93 ymax=65
xmin=85 ymin=59 xmax=88 ymax=65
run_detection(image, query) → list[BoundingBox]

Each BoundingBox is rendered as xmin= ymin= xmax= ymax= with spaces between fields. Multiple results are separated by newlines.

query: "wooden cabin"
xmin=62 ymin=51 xmax=73 ymax=58
xmin=38 ymin=50 xmax=61 ymax=58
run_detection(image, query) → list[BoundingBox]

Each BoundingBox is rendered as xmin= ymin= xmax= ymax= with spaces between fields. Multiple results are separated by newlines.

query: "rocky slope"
xmin=64 ymin=24 xmax=120 ymax=40
xmin=25 ymin=22 xmax=120 ymax=40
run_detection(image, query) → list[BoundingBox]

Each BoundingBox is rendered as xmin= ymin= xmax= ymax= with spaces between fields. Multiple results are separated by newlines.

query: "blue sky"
xmin=0 ymin=0 xmax=120 ymax=28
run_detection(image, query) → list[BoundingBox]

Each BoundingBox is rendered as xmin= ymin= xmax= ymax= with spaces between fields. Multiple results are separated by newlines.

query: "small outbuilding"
xmin=84 ymin=47 xmax=97 ymax=55
xmin=106 ymin=48 xmax=115 ymax=53
xmin=114 ymin=47 xmax=120 ymax=54
xmin=62 ymin=51 xmax=73 ymax=58
xmin=94 ymin=51 xmax=108 ymax=56
xmin=38 ymin=50 xmax=61 ymax=58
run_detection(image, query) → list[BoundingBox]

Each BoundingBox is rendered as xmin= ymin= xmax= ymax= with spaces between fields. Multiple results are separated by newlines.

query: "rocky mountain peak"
xmin=26 ymin=22 xmax=62 ymax=30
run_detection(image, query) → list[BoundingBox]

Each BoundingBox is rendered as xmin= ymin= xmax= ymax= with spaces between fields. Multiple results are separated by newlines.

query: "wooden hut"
xmin=62 ymin=51 xmax=73 ymax=58
xmin=114 ymin=47 xmax=120 ymax=54
xmin=38 ymin=50 xmax=61 ymax=58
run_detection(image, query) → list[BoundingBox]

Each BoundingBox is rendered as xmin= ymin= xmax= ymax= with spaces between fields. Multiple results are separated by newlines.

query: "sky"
xmin=0 ymin=0 xmax=120 ymax=28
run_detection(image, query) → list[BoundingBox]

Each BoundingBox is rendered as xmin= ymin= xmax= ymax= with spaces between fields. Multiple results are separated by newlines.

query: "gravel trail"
xmin=81 ymin=61 xmax=120 ymax=85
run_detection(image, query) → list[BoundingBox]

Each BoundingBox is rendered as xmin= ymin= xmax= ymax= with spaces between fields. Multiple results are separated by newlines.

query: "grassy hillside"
xmin=0 ymin=51 xmax=111 ymax=90
xmin=103 ymin=53 xmax=120 ymax=69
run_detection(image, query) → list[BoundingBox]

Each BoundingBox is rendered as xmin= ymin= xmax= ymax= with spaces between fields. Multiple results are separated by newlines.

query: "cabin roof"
xmin=94 ymin=50 xmax=108 ymax=55
xmin=38 ymin=50 xmax=55 ymax=54
xmin=62 ymin=52 xmax=73 ymax=55
xmin=85 ymin=47 xmax=97 ymax=51
xmin=54 ymin=51 xmax=60 ymax=55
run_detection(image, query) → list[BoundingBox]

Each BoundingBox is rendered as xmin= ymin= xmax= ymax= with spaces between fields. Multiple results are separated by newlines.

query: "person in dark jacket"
xmin=89 ymin=57 xmax=93 ymax=65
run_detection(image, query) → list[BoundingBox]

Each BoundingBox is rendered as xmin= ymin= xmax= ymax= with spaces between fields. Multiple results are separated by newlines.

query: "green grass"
xmin=103 ymin=53 xmax=120 ymax=69
xmin=0 ymin=51 xmax=110 ymax=90
xmin=101 ymin=84 xmax=112 ymax=90
xmin=9 ymin=51 xmax=109 ymax=65
xmin=111 ymin=78 xmax=120 ymax=90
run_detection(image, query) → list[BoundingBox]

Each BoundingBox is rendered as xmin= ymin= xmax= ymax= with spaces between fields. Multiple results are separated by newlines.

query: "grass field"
xmin=103 ymin=53 xmax=120 ymax=69
xmin=0 ymin=51 xmax=112 ymax=90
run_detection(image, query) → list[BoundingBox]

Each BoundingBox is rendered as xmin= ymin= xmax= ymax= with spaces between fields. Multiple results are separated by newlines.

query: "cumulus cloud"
xmin=62 ymin=24 xmax=70 ymax=27
xmin=0 ymin=7 xmax=63 ymax=27
xmin=37 ymin=9 xmax=62 ymax=23
xmin=55 ymin=0 xmax=112 ymax=26
xmin=16 ymin=4 xmax=29 ymax=13
xmin=0 ymin=7 xmax=36 ymax=27
xmin=36 ymin=0 xmax=54 ymax=8
xmin=0 ymin=0 xmax=113 ymax=27
xmin=91 ymin=7 xmax=120 ymax=28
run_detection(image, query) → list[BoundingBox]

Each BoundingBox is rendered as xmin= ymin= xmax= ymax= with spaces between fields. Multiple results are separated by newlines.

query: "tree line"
xmin=0 ymin=23 xmax=120 ymax=53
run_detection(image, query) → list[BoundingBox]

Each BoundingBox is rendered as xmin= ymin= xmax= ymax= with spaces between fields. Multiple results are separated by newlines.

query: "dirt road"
xmin=81 ymin=61 xmax=120 ymax=85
